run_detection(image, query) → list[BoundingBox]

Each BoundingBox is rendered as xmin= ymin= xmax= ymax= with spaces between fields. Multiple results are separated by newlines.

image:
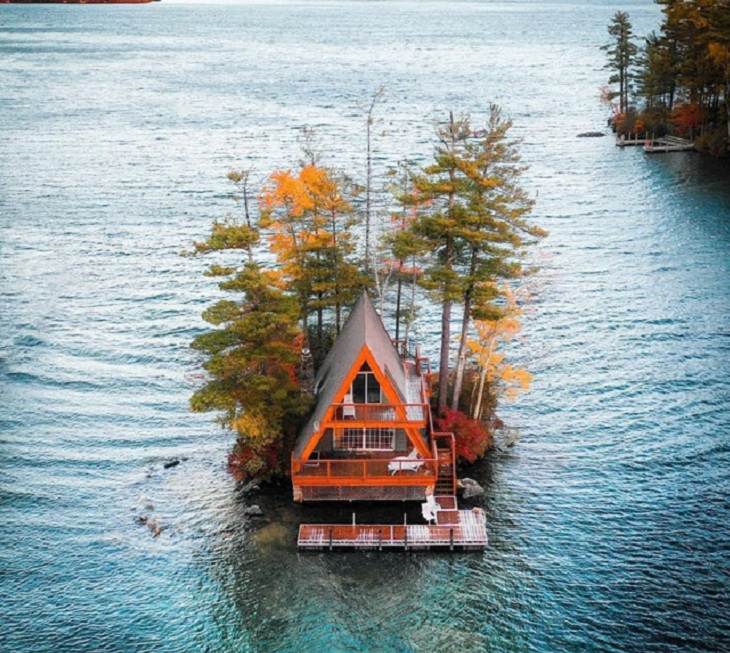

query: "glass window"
xmin=334 ymin=428 xmax=395 ymax=451
xmin=365 ymin=428 xmax=394 ymax=450
xmin=352 ymin=372 xmax=366 ymax=403
xmin=351 ymin=363 xmax=381 ymax=404
xmin=366 ymin=375 xmax=381 ymax=403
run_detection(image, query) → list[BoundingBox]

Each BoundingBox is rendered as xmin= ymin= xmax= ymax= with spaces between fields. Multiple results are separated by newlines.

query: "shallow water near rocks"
xmin=1 ymin=2 xmax=730 ymax=652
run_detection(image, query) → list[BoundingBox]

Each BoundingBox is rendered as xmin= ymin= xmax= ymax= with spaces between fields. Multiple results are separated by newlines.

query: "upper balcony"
xmin=329 ymin=402 xmax=428 ymax=427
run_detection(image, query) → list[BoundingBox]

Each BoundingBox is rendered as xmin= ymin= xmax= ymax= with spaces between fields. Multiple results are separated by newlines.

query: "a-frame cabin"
xmin=291 ymin=292 xmax=456 ymax=503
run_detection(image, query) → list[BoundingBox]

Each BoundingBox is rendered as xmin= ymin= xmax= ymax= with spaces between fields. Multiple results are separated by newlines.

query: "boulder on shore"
xmin=458 ymin=477 xmax=485 ymax=500
xmin=577 ymin=131 xmax=605 ymax=138
xmin=243 ymin=504 xmax=264 ymax=518
xmin=241 ymin=479 xmax=261 ymax=495
xmin=147 ymin=518 xmax=162 ymax=537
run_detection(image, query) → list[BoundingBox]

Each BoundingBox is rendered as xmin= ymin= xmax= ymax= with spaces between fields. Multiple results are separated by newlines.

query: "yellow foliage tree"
xmin=467 ymin=285 xmax=532 ymax=422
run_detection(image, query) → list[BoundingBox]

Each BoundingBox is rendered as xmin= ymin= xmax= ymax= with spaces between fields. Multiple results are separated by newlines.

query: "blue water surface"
xmin=1 ymin=2 xmax=729 ymax=652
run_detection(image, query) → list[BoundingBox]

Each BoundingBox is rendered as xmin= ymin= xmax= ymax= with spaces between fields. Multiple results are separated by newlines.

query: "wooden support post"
xmin=329 ymin=527 xmax=333 ymax=551
xmin=379 ymin=528 xmax=383 ymax=551
xmin=450 ymin=527 xmax=454 ymax=551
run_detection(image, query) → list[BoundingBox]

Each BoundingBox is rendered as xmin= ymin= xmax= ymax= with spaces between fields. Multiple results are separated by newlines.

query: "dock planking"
xmin=297 ymin=505 xmax=488 ymax=551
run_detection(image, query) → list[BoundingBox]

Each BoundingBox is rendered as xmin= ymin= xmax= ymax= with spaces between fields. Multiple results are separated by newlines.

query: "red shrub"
xmin=671 ymin=103 xmax=703 ymax=136
xmin=435 ymin=410 xmax=492 ymax=464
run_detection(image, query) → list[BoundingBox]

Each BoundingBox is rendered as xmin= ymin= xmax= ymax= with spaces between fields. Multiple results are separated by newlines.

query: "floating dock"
xmin=644 ymin=136 xmax=694 ymax=153
xmin=297 ymin=496 xmax=488 ymax=551
xmin=616 ymin=134 xmax=648 ymax=147
xmin=616 ymin=134 xmax=695 ymax=152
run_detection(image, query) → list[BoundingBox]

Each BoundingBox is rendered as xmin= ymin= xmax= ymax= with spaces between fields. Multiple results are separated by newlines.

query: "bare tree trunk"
xmin=726 ymin=79 xmax=730 ymax=151
xmin=472 ymin=337 xmax=496 ymax=420
xmin=437 ymin=111 xmax=457 ymax=415
xmin=437 ymin=298 xmax=452 ymax=415
xmin=365 ymin=86 xmax=384 ymax=273
xmin=241 ymin=174 xmax=254 ymax=264
xmin=394 ymin=271 xmax=403 ymax=342
xmin=450 ymin=289 xmax=472 ymax=412
xmin=331 ymin=209 xmax=341 ymax=333
xmin=404 ymin=259 xmax=417 ymax=345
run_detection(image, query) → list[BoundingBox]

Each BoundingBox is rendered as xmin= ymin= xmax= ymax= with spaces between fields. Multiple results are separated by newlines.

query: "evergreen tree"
xmin=450 ymin=106 xmax=544 ymax=412
xmin=191 ymin=207 xmax=310 ymax=479
xmin=618 ymin=0 xmax=730 ymax=152
xmin=410 ymin=113 xmax=472 ymax=414
xmin=603 ymin=11 xmax=639 ymax=114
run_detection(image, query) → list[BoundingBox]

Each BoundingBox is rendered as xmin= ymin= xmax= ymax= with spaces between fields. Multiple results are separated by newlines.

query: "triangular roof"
xmin=293 ymin=292 xmax=409 ymax=458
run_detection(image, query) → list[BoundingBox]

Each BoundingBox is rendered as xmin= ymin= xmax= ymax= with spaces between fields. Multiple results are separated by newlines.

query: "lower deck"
xmin=297 ymin=500 xmax=487 ymax=551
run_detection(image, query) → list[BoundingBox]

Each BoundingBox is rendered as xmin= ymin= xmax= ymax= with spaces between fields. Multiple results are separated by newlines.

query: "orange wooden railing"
xmin=330 ymin=402 xmax=428 ymax=423
xmin=291 ymin=454 xmax=439 ymax=481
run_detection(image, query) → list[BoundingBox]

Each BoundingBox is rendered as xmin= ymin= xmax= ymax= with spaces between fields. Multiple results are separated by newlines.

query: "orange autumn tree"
xmin=435 ymin=285 xmax=532 ymax=464
xmin=466 ymin=285 xmax=532 ymax=424
xmin=260 ymin=165 xmax=363 ymax=363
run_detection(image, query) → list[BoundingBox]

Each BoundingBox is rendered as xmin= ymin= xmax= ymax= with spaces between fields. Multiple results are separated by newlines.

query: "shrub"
xmin=435 ymin=409 xmax=492 ymax=464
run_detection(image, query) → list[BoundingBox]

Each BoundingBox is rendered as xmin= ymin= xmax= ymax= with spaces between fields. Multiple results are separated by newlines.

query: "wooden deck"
xmin=616 ymin=135 xmax=695 ymax=152
xmin=297 ymin=504 xmax=487 ymax=551
xmin=644 ymin=136 xmax=694 ymax=152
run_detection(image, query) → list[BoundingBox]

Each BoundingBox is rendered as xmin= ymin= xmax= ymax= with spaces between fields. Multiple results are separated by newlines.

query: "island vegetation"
xmin=190 ymin=104 xmax=545 ymax=482
xmin=602 ymin=0 xmax=730 ymax=156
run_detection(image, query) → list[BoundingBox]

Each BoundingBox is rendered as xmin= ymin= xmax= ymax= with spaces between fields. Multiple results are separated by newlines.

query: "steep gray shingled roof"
xmin=293 ymin=291 xmax=407 ymax=458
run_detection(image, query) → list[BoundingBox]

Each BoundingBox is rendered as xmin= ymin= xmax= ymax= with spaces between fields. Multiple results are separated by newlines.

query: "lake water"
xmin=2 ymin=2 xmax=730 ymax=651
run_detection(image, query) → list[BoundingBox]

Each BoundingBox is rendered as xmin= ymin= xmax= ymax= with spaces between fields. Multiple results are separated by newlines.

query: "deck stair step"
xmin=435 ymin=495 xmax=457 ymax=510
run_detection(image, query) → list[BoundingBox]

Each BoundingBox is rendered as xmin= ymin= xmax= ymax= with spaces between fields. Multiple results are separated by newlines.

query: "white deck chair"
xmin=388 ymin=448 xmax=424 ymax=475
xmin=342 ymin=392 xmax=356 ymax=419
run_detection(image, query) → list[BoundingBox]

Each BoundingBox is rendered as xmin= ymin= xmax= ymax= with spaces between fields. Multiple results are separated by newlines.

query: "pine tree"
xmin=191 ymin=198 xmax=310 ymax=479
xmin=449 ymin=106 xmax=544 ymax=412
xmin=410 ymin=113 xmax=472 ymax=414
xmin=603 ymin=11 xmax=639 ymax=115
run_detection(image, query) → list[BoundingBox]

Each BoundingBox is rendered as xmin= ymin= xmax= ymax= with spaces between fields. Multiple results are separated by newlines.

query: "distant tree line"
xmin=603 ymin=0 xmax=730 ymax=155
xmin=189 ymin=102 xmax=544 ymax=481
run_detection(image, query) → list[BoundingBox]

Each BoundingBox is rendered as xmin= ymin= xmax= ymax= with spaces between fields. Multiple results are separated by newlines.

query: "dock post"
xmin=450 ymin=527 xmax=454 ymax=551
xmin=379 ymin=528 xmax=383 ymax=551
xmin=404 ymin=512 xmax=408 ymax=551
xmin=329 ymin=527 xmax=333 ymax=551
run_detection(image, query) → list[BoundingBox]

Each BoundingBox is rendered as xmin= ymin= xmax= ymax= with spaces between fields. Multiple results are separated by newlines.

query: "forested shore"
xmin=189 ymin=105 xmax=545 ymax=482
xmin=603 ymin=0 xmax=730 ymax=156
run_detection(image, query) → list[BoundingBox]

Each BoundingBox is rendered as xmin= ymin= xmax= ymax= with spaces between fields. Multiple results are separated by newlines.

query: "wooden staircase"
xmin=434 ymin=433 xmax=456 ymax=496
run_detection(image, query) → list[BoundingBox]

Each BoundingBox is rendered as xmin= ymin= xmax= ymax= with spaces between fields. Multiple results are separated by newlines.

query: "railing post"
xmin=403 ymin=512 xmax=408 ymax=551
